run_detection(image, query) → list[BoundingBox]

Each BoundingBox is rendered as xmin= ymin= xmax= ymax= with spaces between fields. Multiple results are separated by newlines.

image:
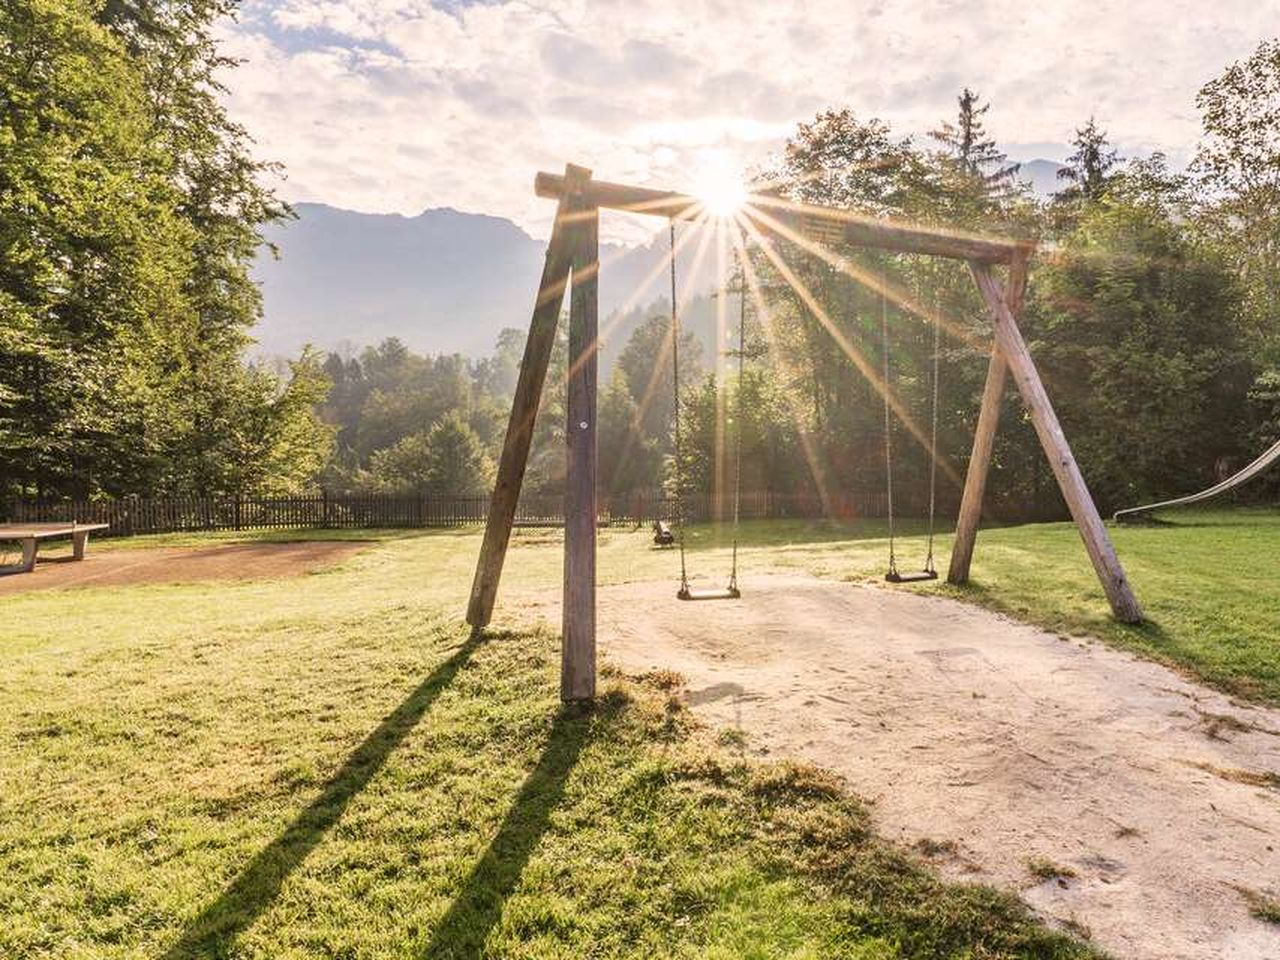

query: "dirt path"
xmin=0 ymin=541 xmax=367 ymax=595
xmin=539 ymin=573 xmax=1279 ymax=960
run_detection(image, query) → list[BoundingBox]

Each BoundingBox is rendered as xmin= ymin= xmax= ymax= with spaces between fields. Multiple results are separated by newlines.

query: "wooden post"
xmin=969 ymin=263 xmax=1143 ymax=624
xmin=466 ymin=164 xmax=584 ymax=630
xmin=948 ymin=250 xmax=1028 ymax=584
xmin=561 ymin=170 xmax=599 ymax=702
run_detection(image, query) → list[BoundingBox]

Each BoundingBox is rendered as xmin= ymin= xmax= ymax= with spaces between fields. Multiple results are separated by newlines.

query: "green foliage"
xmin=1055 ymin=117 xmax=1122 ymax=204
xmin=0 ymin=0 xmax=303 ymax=499
xmin=616 ymin=314 xmax=702 ymax=441
xmin=1028 ymin=192 xmax=1250 ymax=509
xmin=367 ymin=412 xmax=494 ymax=495
xmin=929 ymin=87 xmax=1022 ymax=209
xmin=1195 ymin=37 xmax=1280 ymax=350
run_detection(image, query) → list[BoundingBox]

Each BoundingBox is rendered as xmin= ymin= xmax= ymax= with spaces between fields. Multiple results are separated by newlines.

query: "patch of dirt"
xmin=0 ymin=540 xmax=368 ymax=595
xmin=521 ymin=573 xmax=1280 ymax=960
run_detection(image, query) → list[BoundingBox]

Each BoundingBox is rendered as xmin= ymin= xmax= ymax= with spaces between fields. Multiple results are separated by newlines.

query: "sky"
xmin=218 ymin=0 xmax=1280 ymax=243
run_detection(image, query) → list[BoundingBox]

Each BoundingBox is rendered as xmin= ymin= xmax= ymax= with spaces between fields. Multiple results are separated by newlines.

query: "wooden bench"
xmin=0 ymin=523 xmax=110 ymax=573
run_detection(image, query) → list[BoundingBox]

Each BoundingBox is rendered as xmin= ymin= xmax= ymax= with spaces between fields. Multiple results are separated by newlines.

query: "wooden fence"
xmin=2 ymin=488 xmax=947 ymax=538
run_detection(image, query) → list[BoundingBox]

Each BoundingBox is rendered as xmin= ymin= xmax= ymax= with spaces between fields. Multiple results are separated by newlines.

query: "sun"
xmin=691 ymin=159 xmax=748 ymax=218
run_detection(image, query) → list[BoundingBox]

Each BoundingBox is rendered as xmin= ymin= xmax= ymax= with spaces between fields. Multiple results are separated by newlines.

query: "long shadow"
xmin=162 ymin=630 xmax=486 ymax=959
xmin=422 ymin=700 xmax=602 ymax=959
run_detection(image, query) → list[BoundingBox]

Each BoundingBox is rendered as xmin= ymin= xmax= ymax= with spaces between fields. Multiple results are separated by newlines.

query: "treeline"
xmin=316 ymin=40 xmax=1280 ymax=517
xmin=316 ymin=315 xmax=704 ymax=499
xmin=6 ymin=6 xmax=1278 ymax=519
xmin=673 ymin=46 xmax=1280 ymax=516
xmin=0 ymin=0 xmax=330 ymax=500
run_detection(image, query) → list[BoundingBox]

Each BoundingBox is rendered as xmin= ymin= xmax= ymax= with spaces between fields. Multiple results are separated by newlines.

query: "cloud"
xmin=220 ymin=0 xmax=1279 ymax=242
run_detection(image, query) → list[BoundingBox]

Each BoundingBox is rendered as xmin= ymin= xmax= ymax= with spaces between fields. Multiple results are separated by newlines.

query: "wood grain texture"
xmin=947 ymin=251 xmax=1028 ymax=584
xmin=466 ymin=164 xmax=583 ymax=629
xmin=534 ymin=170 xmax=1025 ymax=263
xmin=970 ymin=262 xmax=1143 ymax=623
xmin=561 ymin=168 xmax=599 ymax=701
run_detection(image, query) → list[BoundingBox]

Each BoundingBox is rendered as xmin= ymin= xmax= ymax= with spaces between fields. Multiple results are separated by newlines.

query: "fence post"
xmin=234 ymin=495 xmax=242 ymax=532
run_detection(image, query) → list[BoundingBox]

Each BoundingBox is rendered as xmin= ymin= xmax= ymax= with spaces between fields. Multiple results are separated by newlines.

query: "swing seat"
xmin=677 ymin=585 xmax=742 ymax=601
xmin=885 ymin=569 xmax=938 ymax=584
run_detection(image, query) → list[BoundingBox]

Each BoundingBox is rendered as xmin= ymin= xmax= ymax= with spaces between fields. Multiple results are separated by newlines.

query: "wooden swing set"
xmin=466 ymin=163 xmax=1144 ymax=703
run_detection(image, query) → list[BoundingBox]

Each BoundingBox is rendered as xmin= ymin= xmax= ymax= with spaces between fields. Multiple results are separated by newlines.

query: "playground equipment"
xmin=467 ymin=164 xmax=1144 ymax=702
xmin=667 ymin=220 xmax=744 ymax=601
xmin=1114 ymin=437 xmax=1280 ymax=522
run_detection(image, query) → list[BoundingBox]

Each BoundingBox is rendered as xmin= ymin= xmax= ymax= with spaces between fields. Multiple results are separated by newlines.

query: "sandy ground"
xmin=0 ymin=540 xmax=367 ymax=595
xmin=524 ymin=573 xmax=1280 ymax=960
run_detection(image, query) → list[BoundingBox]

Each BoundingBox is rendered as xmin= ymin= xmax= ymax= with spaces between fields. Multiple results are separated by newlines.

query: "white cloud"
xmin=220 ymin=0 xmax=1280 ymax=242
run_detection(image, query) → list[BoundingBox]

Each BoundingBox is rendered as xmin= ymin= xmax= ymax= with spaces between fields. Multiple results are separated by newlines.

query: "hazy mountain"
xmin=250 ymin=203 xmax=724 ymax=363
xmin=251 ymin=171 xmax=1069 ymax=368
xmin=1018 ymin=159 xmax=1068 ymax=199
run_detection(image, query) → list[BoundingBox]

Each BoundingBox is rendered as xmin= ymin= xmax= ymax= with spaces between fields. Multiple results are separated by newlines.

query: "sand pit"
xmin=559 ymin=574 xmax=1278 ymax=960
xmin=0 ymin=540 xmax=367 ymax=595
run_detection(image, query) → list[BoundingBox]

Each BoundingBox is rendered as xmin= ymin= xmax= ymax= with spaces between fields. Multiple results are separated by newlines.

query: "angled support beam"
xmin=970 ymin=262 xmax=1143 ymax=624
xmin=948 ymin=250 xmax=1028 ymax=584
xmin=466 ymin=164 xmax=586 ymax=630
xmin=561 ymin=173 xmax=599 ymax=702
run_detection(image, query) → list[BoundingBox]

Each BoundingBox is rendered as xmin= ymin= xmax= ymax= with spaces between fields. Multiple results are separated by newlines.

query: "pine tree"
xmin=1056 ymin=118 xmax=1121 ymax=202
xmin=930 ymin=88 xmax=1021 ymax=198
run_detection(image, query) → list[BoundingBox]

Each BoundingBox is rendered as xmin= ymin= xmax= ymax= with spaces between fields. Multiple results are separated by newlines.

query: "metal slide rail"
xmin=1113 ymin=437 xmax=1280 ymax=521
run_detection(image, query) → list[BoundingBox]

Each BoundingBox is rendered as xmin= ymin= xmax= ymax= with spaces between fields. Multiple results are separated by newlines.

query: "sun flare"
xmin=691 ymin=160 xmax=748 ymax=218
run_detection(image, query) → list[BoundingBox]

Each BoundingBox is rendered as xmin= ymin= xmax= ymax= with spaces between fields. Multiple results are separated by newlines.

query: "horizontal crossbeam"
xmin=534 ymin=171 xmax=1029 ymax=263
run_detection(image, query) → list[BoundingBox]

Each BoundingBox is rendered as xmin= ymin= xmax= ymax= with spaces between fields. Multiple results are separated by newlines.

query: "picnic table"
xmin=0 ymin=523 xmax=110 ymax=573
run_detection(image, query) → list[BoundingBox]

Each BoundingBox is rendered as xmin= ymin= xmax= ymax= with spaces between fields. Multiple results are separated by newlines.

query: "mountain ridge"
xmin=250 ymin=161 xmax=1068 ymax=362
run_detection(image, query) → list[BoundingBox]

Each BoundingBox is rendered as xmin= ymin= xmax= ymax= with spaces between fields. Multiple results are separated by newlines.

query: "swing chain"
xmin=880 ymin=263 xmax=897 ymax=578
xmin=924 ymin=284 xmax=941 ymax=574
xmin=728 ymin=245 xmax=746 ymax=593
xmin=669 ymin=219 xmax=690 ymax=596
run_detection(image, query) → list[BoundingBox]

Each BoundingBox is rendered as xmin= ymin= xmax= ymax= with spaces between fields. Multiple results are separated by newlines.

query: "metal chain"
xmin=925 ymin=283 xmax=941 ymax=574
xmin=729 ymin=245 xmax=745 ymax=592
xmin=669 ymin=219 xmax=689 ymax=594
xmin=880 ymin=263 xmax=897 ymax=576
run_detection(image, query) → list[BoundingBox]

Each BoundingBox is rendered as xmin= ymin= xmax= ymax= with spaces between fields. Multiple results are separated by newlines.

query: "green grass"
xmin=1 ymin=530 xmax=1096 ymax=958
xmin=6 ymin=505 xmax=1279 ymax=956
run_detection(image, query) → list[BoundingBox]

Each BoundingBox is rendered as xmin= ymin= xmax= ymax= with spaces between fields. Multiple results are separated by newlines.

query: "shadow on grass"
xmin=421 ymin=698 xmax=605 ymax=959
xmin=161 ymin=629 xmax=487 ymax=959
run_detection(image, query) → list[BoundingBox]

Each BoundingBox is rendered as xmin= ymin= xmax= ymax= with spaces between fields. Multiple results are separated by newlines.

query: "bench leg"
xmin=72 ymin=530 xmax=89 ymax=561
xmin=20 ymin=538 xmax=38 ymax=572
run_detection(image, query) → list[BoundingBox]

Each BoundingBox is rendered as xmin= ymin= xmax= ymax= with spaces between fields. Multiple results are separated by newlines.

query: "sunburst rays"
xmin=557 ymin=173 xmax=1019 ymax=516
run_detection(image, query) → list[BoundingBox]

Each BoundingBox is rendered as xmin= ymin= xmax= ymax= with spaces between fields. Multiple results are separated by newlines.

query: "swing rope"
xmin=924 ymin=284 xmax=940 ymax=575
xmin=728 ymin=251 xmax=746 ymax=593
xmin=880 ymin=264 xmax=898 ymax=578
xmin=667 ymin=218 xmax=742 ymax=600
xmin=669 ymin=219 xmax=690 ymax=597
xmin=881 ymin=263 xmax=941 ymax=583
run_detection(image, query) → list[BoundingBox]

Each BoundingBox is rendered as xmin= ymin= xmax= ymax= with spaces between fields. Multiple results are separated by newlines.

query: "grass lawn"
xmin=1 ymin=528 xmax=1095 ymax=959
xmin=4 ymin=506 xmax=1277 ymax=957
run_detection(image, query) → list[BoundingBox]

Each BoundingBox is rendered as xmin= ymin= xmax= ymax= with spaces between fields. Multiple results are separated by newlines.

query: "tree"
xmin=1194 ymin=37 xmax=1280 ymax=350
xmin=1027 ymin=194 xmax=1250 ymax=509
xmin=616 ymin=314 xmax=702 ymax=444
xmin=777 ymin=108 xmax=929 ymax=214
xmin=369 ymin=413 xmax=494 ymax=494
xmin=1056 ymin=117 xmax=1121 ymax=203
xmin=422 ymin=413 xmax=494 ymax=494
xmin=597 ymin=371 xmax=662 ymax=497
xmin=0 ymin=0 xmax=298 ymax=499
xmin=930 ymin=88 xmax=1021 ymax=205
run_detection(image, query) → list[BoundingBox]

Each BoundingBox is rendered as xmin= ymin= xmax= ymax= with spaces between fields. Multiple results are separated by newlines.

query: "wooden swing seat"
xmin=885 ymin=569 xmax=938 ymax=584
xmin=677 ymin=586 xmax=741 ymax=601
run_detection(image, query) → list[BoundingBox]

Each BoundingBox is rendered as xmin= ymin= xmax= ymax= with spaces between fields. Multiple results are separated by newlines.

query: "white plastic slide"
xmin=1113 ymin=437 xmax=1280 ymax=521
